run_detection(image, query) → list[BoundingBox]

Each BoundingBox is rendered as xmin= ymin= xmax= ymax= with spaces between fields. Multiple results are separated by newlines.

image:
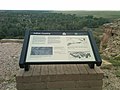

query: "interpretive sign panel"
xmin=26 ymin=35 xmax=96 ymax=62
xmin=19 ymin=30 xmax=102 ymax=71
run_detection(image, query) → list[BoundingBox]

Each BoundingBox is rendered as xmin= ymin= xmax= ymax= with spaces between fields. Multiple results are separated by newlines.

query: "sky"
xmin=0 ymin=0 xmax=120 ymax=11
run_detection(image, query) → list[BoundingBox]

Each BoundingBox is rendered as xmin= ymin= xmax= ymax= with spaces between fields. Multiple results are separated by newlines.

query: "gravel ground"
xmin=102 ymin=67 xmax=120 ymax=90
xmin=0 ymin=42 xmax=120 ymax=90
xmin=0 ymin=42 xmax=22 ymax=90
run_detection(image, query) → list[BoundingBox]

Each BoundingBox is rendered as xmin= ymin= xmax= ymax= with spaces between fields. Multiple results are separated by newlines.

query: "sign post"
xmin=19 ymin=30 xmax=102 ymax=71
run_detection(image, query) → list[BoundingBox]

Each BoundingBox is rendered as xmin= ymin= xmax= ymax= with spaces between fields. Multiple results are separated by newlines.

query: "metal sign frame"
xmin=19 ymin=30 xmax=102 ymax=71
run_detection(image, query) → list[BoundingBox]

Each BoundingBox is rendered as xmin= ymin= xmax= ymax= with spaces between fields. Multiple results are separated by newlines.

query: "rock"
xmin=100 ymin=60 xmax=113 ymax=69
xmin=100 ymin=19 xmax=120 ymax=58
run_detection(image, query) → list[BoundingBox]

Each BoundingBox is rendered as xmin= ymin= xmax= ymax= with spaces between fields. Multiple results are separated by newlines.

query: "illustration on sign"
xmin=31 ymin=47 xmax=53 ymax=55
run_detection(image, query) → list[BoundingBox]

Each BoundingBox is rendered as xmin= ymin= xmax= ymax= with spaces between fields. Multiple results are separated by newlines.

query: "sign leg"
xmin=88 ymin=64 xmax=94 ymax=69
xmin=24 ymin=65 xmax=30 ymax=71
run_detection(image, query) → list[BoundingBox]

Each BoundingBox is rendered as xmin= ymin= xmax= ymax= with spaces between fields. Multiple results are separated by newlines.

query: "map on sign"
xmin=26 ymin=35 xmax=96 ymax=62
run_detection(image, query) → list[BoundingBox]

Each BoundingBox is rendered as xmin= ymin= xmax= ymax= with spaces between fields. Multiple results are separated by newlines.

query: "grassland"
xmin=54 ymin=11 xmax=120 ymax=19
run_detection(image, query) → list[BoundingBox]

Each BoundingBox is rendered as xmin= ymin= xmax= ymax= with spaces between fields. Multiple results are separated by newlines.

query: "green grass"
xmin=109 ymin=59 xmax=120 ymax=66
xmin=101 ymin=55 xmax=120 ymax=78
xmin=115 ymin=70 xmax=120 ymax=78
xmin=109 ymin=59 xmax=120 ymax=78
xmin=54 ymin=11 xmax=120 ymax=19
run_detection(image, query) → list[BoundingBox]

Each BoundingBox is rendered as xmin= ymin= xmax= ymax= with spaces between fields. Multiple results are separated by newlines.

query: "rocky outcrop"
xmin=100 ymin=19 xmax=120 ymax=59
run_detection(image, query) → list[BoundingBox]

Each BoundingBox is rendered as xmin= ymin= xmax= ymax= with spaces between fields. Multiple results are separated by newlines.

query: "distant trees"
xmin=0 ymin=11 xmax=111 ymax=39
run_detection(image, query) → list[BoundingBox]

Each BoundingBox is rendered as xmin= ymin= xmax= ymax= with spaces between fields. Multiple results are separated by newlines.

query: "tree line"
xmin=0 ymin=11 xmax=111 ymax=39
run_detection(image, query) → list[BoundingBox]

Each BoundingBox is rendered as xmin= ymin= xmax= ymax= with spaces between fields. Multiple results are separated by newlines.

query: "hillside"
xmin=100 ymin=19 xmax=120 ymax=59
xmin=0 ymin=11 xmax=120 ymax=90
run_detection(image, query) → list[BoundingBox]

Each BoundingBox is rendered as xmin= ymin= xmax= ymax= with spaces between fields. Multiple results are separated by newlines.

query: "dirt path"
xmin=0 ymin=42 xmax=120 ymax=90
